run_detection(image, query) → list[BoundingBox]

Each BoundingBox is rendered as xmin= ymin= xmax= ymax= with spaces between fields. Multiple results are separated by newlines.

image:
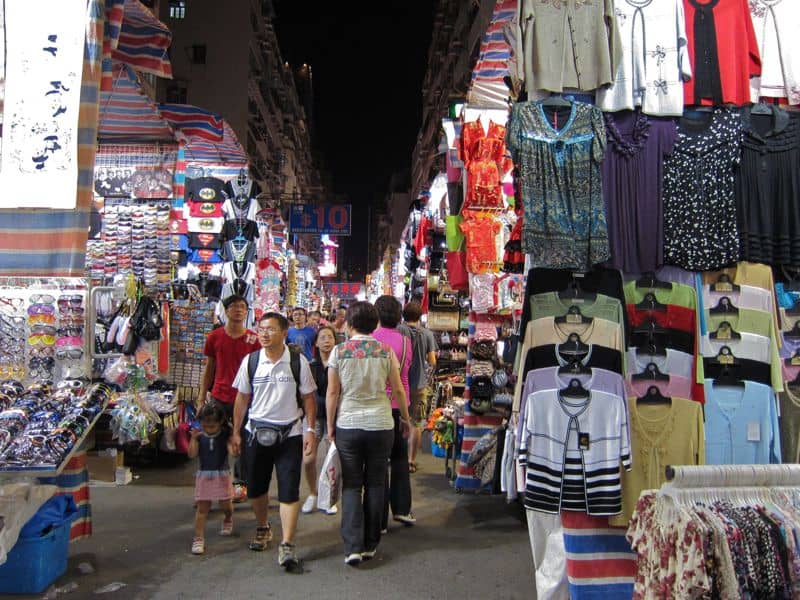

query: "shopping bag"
xmin=317 ymin=443 xmax=341 ymax=511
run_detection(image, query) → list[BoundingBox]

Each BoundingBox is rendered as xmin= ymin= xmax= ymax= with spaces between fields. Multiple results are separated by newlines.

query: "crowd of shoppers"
xmin=193 ymin=296 xmax=436 ymax=568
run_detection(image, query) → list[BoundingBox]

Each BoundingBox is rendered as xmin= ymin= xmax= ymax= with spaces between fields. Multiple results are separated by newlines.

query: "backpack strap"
xmin=289 ymin=347 xmax=304 ymax=411
xmin=247 ymin=350 xmax=260 ymax=391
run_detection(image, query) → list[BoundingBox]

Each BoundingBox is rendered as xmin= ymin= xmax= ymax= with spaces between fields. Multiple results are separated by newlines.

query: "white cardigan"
xmin=749 ymin=0 xmax=800 ymax=105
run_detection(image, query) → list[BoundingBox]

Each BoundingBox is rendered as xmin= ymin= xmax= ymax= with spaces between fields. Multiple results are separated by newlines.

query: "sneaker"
xmin=191 ymin=537 xmax=205 ymax=555
xmin=325 ymin=505 xmax=338 ymax=515
xmin=219 ymin=516 xmax=233 ymax=536
xmin=361 ymin=549 xmax=377 ymax=561
xmin=380 ymin=528 xmax=388 ymax=535
xmin=344 ymin=553 xmax=362 ymax=566
xmin=393 ymin=513 xmax=417 ymax=526
xmin=249 ymin=523 xmax=273 ymax=551
xmin=233 ymin=482 xmax=248 ymax=504
xmin=278 ymin=542 xmax=298 ymax=568
xmin=301 ymin=495 xmax=317 ymax=514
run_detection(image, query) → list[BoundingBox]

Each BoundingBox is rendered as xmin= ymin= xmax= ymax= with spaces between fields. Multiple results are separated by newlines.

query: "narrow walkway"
xmin=27 ymin=453 xmax=532 ymax=599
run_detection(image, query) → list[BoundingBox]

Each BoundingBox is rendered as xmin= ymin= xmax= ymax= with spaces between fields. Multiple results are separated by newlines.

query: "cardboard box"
xmin=86 ymin=450 xmax=124 ymax=482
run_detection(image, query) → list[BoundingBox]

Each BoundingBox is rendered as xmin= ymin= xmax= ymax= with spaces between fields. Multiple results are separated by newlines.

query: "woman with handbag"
xmin=326 ymin=302 xmax=410 ymax=566
xmin=372 ymin=296 xmax=416 ymax=532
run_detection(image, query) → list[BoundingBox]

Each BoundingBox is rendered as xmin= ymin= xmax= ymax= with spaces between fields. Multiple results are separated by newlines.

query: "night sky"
xmin=272 ymin=1 xmax=435 ymax=281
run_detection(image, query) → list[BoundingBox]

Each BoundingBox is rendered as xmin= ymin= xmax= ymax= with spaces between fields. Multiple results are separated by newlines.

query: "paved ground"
xmin=16 ymin=450 xmax=533 ymax=600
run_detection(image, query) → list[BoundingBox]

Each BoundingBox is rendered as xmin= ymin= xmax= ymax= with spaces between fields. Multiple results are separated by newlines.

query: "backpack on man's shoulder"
xmin=403 ymin=325 xmax=426 ymax=387
xmin=246 ymin=344 xmax=304 ymax=410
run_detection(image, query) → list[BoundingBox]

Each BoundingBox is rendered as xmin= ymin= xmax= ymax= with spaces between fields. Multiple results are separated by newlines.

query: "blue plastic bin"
xmin=0 ymin=521 xmax=70 ymax=594
xmin=431 ymin=441 xmax=447 ymax=457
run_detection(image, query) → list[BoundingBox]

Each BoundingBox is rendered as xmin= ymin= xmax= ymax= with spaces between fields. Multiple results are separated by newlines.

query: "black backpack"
xmin=131 ymin=296 xmax=163 ymax=341
xmin=246 ymin=344 xmax=304 ymax=411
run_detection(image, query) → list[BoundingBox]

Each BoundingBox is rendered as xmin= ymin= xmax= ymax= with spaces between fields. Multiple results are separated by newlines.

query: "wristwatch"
xmin=305 ymin=427 xmax=316 ymax=434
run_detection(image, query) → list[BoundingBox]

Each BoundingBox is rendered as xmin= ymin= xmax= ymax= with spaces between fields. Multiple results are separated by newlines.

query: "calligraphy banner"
xmin=0 ymin=0 xmax=85 ymax=209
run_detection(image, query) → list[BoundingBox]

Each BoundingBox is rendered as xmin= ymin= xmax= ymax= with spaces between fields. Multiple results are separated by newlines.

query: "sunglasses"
xmin=0 ymin=315 xmax=26 ymax=328
xmin=57 ymin=295 xmax=83 ymax=308
xmin=56 ymin=337 xmax=82 ymax=348
xmin=58 ymin=306 xmax=84 ymax=316
xmin=27 ymin=314 xmax=56 ymax=326
xmin=29 ymin=294 xmax=55 ymax=304
xmin=27 ymin=304 xmax=55 ymax=315
xmin=57 ymin=326 xmax=83 ymax=337
xmin=30 ymin=347 xmax=55 ymax=358
xmin=29 ymin=357 xmax=55 ymax=369
xmin=0 ymin=297 xmax=24 ymax=310
xmin=28 ymin=334 xmax=56 ymax=346
xmin=56 ymin=348 xmax=84 ymax=360
xmin=59 ymin=316 xmax=85 ymax=327
xmin=30 ymin=325 xmax=57 ymax=336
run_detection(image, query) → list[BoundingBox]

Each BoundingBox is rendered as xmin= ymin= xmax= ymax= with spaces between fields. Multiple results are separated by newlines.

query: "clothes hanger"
xmin=632 ymin=361 xmax=670 ymax=382
xmin=710 ymin=273 xmax=740 ymax=294
xmin=558 ymin=332 xmax=589 ymax=356
xmin=712 ymin=345 xmax=740 ymax=366
xmin=557 ymin=278 xmax=596 ymax=302
xmin=635 ymin=337 xmax=668 ymax=358
xmin=541 ymin=94 xmax=572 ymax=108
xmin=709 ymin=295 xmax=739 ymax=316
xmin=709 ymin=320 xmax=742 ymax=341
xmin=559 ymin=377 xmax=590 ymax=400
xmin=558 ymin=357 xmax=592 ymax=376
xmin=633 ymin=318 xmax=667 ymax=337
xmin=785 ymin=320 xmax=800 ymax=340
xmin=635 ymin=271 xmax=673 ymax=291
xmin=712 ymin=365 xmax=745 ymax=388
xmin=634 ymin=292 xmax=668 ymax=312
xmin=637 ymin=385 xmax=671 ymax=406
xmin=554 ymin=304 xmax=593 ymax=325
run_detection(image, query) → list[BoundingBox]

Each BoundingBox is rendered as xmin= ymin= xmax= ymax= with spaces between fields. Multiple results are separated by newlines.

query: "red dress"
xmin=460 ymin=119 xmax=511 ymax=210
xmin=460 ymin=217 xmax=501 ymax=273
xmin=683 ymin=0 xmax=761 ymax=106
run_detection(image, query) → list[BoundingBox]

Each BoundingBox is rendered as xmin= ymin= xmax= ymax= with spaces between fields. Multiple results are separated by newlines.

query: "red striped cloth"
xmin=111 ymin=0 xmax=172 ymax=80
xmin=39 ymin=452 xmax=92 ymax=542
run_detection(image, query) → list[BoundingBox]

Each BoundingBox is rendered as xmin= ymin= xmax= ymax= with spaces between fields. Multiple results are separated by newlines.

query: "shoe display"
xmin=393 ymin=513 xmax=417 ymax=526
xmin=248 ymin=523 xmax=273 ymax=551
xmin=344 ymin=553 xmax=362 ymax=566
xmin=301 ymin=495 xmax=317 ymax=514
xmin=278 ymin=542 xmax=299 ymax=568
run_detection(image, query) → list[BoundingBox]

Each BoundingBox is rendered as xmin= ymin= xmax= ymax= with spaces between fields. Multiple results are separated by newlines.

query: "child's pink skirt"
xmin=195 ymin=470 xmax=234 ymax=502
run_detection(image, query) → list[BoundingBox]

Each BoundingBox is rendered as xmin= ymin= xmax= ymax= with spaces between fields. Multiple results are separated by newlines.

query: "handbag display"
xmin=428 ymin=310 xmax=460 ymax=331
xmin=446 ymin=251 xmax=469 ymax=291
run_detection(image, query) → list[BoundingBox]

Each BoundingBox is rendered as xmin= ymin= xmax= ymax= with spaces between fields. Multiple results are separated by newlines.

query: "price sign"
xmin=289 ymin=204 xmax=352 ymax=236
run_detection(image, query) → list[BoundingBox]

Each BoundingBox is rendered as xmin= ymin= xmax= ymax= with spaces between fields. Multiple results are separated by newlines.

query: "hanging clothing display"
xmin=506 ymin=100 xmax=610 ymax=270
xmin=736 ymin=107 xmax=800 ymax=267
xmin=663 ymin=109 xmax=743 ymax=270
xmin=748 ymin=0 xmax=800 ymax=104
xmin=682 ymin=0 xmax=761 ymax=106
xmin=596 ymin=0 xmax=692 ymax=116
xmin=460 ymin=119 xmax=510 ymax=210
xmin=601 ymin=112 xmax=677 ymax=273
xmin=515 ymin=0 xmax=622 ymax=93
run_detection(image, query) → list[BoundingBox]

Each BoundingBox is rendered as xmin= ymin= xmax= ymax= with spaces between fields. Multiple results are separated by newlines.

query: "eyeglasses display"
xmin=0 ymin=381 xmax=111 ymax=472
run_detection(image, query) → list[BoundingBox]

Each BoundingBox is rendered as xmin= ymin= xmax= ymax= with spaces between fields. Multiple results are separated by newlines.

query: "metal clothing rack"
xmin=664 ymin=464 xmax=800 ymax=488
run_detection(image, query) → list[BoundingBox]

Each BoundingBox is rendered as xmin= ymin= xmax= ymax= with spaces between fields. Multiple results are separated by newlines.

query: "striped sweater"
xmin=519 ymin=388 xmax=631 ymax=516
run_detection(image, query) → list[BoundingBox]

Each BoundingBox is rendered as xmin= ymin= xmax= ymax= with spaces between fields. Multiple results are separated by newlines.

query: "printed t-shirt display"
xmin=610 ymin=396 xmax=704 ymax=526
xmin=185 ymin=176 xmax=225 ymax=203
xmin=506 ymin=100 xmax=610 ymax=270
xmin=596 ymin=0 xmax=691 ymax=115
xmin=703 ymin=379 xmax=781 ymax=465
xmin=601 ymin=112 xmax=678 ymax=272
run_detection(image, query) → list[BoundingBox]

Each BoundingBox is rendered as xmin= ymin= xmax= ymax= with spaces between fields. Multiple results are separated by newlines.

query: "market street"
xmin=15 ymin=452 xmax=531 ymax=600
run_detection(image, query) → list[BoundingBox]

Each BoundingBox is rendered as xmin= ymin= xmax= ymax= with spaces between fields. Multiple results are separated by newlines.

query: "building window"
xmin=169 ymin=0 xmax=186 ymax=20
xmin=191 ymin=44 xmax=207 ymax=65
xmin=166 ymin=82 xmax=188 ymax=104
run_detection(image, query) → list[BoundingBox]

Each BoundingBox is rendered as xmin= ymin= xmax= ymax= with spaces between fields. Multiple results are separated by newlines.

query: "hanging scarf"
xmin=690 ymin=0 xmax=723 ymax=104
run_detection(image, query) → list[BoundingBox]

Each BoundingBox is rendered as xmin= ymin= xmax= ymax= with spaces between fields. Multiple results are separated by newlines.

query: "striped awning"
xmin=101 ymin=0 xmax=126 ymax=91
xmin=98 ymin=62 xmax=175 ymax=142
xmin=467 ymin=0 xmax=516 ymax=109
xmin=182 ymin=121 xmax=248 ymax=168
xmin=110 ymin=0 xmax=173 ymax=80
xmin=159 ymin=104 xmax=224 ymax=142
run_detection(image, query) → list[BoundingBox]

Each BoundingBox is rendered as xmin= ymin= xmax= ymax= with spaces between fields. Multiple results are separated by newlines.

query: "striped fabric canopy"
xmin=467 ymin=0 xmax=516 ymax=109
xmin=159 ymin=104 xmax=224 ymax=142
xmin=99 ymin=63 xmax=175 ymax=142
xmin=110 ymin=0 xmax=173 ymax=80
xmin=101 ymin=0 xmax=125 ymax=91
xmin=182 ymin=121 xmax=248 ymax=168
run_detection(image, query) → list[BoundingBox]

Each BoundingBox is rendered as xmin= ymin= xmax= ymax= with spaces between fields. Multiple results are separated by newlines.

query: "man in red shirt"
xmin=197 ymin=295 xmax=261 ymax=501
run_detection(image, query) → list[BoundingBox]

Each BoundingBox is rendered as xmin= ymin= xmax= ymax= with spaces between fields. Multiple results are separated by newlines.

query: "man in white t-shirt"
xmin=232 ymin=312 xmax=317 ymax=569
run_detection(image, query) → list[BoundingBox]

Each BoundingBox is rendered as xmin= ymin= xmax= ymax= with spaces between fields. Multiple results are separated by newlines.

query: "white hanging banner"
xmin=0 ymin=0 xmax=85 ymax=209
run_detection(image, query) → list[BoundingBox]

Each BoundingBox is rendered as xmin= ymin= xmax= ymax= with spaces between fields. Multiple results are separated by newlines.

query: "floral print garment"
xmin=506 ymin=100 xmax=610 ymax=270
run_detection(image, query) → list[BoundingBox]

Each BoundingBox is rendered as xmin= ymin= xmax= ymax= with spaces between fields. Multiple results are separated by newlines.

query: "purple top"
xmin=373 ymin=326 xmax=412 ymax=408
xmin=601 ymin=111 xmax=677 ymax=273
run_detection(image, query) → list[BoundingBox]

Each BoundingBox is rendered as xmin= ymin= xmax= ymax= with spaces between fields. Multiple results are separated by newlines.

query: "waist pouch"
xmin=250 ymin=419 xmax=296 ymax=447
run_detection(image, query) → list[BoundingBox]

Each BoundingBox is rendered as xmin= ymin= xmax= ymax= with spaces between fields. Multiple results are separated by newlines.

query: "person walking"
xmin=372 ymin=295 xmax=415 ymax=530
xmin=188 ymin=403 xmax=235 ymax=555
xmin=287 ymin=307 xmax=316 ymax=361
xmin=326 ymin=302 xmax=410 ymax=566
xmin=301 ymin=325 xmax=338 ymax=515
xmin=197 ymin=294 xmax=261 ymax=501
xmin=231 ymin=312 xmax=318 ymax=569
xmin=307 ymin=310 xmax=322 ymax=330
xmin=332 ymin=306 xmax=348 ymax=344
xmin=398 ymin=301 xmax=437 ymax=473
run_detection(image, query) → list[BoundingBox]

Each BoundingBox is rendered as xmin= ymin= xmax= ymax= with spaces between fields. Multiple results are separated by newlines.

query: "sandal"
xmin=408 ymin=462 xmax=418 ymax=474
xmin=249 ymin=524 xmax=273 ymax=551
xmin=220 ymin=516 xmax=233 ymax=536
xmin=191 ymin=537 xmax=205 ymax=555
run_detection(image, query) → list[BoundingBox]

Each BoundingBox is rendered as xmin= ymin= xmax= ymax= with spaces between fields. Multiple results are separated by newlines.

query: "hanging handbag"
xmin=446 ymin=251 xmax=469 ymax=291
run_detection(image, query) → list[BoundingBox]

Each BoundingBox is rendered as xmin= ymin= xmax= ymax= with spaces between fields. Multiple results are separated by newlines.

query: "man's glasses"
xmin=29 ymin=294 xmax=55 ymax=304
xmin=257 ymin=326 xmax=281 ymax=334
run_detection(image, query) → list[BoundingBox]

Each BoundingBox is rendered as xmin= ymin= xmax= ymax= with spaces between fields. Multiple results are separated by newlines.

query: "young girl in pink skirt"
xmin=188 ymin=403 xmax=235 ymax=555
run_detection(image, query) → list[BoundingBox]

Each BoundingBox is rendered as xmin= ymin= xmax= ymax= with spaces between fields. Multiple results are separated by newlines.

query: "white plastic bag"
xmin=317 ymin=442 xmax=341 ymax=512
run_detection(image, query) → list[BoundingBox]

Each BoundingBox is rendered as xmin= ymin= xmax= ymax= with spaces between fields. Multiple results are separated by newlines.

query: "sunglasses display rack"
xmin=0 ymin=279 xmax=88 ymax=386
xmin=0 ymin=381 xmax=112 ymax=477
